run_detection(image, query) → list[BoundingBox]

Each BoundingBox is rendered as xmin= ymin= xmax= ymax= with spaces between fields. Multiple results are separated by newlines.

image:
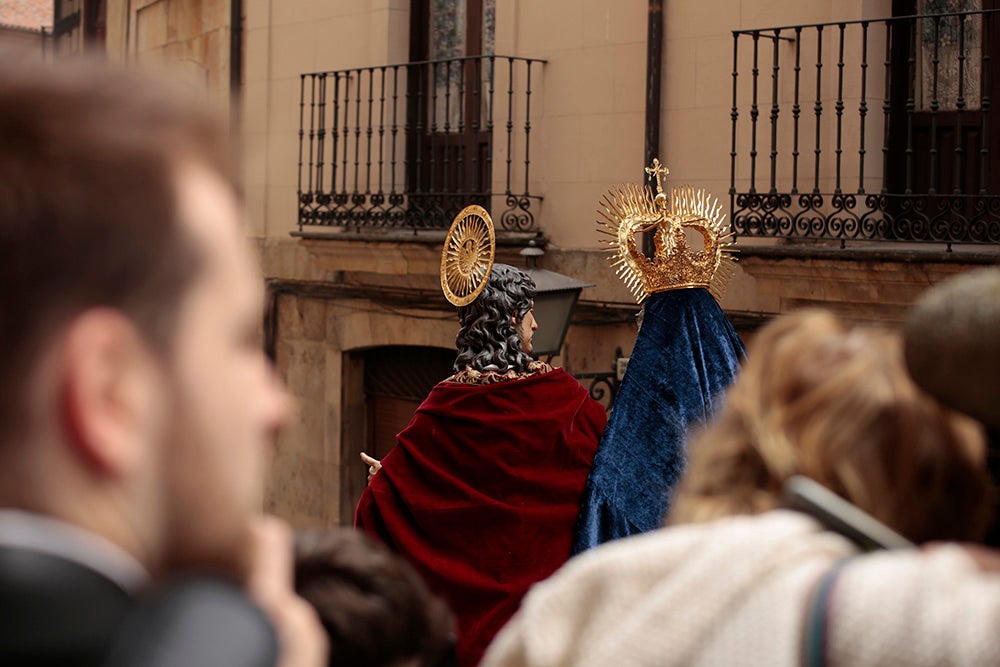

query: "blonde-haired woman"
xmin=482 ymin=310 xmax=1000 ymax=667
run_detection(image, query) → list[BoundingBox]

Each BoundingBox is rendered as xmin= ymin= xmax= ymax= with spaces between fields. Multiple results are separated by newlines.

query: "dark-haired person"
xmin=0 ymin=57 xmax=324 ymax=666
xmin=356 ymin=263 xmax=606 ymax=667
xmin=295 ymin=528 xmax=456 ymax=667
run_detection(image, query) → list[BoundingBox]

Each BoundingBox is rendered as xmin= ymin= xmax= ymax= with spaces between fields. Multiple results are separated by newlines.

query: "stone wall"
xmin=106 ymin=0 xmax=232 ymax=110
xmin=736 ymin=247 xmax=1000 ymax=325
xmin=265 ymin=285 xmax=460 ymax=527
xmin=90 ymin=0 xmax=999 ymax=528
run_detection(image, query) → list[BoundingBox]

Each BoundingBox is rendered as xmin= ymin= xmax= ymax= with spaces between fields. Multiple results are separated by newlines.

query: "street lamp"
xmin=520 ymin=245 xmax=593 ymax=358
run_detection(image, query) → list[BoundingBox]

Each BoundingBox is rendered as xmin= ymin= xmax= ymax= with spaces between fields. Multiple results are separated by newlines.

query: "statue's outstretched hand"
xmin=360 ymin=451 xmax=382 ymax=484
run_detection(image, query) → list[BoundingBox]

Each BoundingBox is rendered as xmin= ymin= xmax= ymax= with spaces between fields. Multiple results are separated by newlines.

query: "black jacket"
xmin=0 ymin=545 xmax=279 ymax=666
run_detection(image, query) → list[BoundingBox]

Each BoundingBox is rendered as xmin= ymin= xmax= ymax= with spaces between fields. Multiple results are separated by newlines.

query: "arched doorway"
xmin=339 ymin=345 xmax=456 ymax=524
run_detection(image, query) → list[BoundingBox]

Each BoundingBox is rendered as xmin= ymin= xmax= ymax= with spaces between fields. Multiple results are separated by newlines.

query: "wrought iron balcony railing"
xmin=297 ymin=55 xmax=544 ymax=234
xmin=731 ymin=8 xmax=1000 ymax=248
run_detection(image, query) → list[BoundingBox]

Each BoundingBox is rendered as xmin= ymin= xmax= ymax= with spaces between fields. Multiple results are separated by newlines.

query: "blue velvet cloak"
xmin=571 ymin=288 xmax=746 ymax=554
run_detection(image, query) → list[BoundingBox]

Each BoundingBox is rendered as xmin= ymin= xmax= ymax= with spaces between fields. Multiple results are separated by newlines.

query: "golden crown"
xmin=596 ymin=159 xmax=737 ymax=303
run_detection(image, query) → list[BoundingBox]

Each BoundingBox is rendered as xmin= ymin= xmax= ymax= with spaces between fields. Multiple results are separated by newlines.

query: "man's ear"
xmin=59 ymin=309 xmax=162 ymax=477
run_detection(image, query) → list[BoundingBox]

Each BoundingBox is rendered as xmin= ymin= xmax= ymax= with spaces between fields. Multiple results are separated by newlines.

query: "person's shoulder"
xmin=829 ymin=545 xmax=1000 ymax=665
xmin=558 ymin=511 xmax=840 ymax=587
xmin=840 ymin=542 xmax=1000 ymax=586
xmin=482 ymin=524 xmax=723 ymax=667
xmin=0 ymin=545 xmax=134 ymax=665
xmin=103 ymin=576 xmax=278 ymax=667
xmin=539 ymin=521 xmax=711 ymax=592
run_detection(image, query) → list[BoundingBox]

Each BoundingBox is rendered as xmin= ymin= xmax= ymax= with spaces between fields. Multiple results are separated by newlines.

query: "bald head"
xmin=904 ymin=268 xmax=1000 ymax=429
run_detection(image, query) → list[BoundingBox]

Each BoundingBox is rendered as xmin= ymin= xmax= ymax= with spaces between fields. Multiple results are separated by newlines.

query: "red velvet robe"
xmin=355 ymin=366 xmax=606 ymax=667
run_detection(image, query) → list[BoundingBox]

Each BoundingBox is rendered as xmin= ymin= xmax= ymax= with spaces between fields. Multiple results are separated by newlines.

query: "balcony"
xmin=730 ymin=7 xmax=1000 ymax=249
xmin=296 ymin=55 xmax=544 ymax=235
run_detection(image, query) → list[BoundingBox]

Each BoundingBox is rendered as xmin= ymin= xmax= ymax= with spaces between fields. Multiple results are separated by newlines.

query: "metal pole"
xmin=229 ymin=0 xmax=243 ymax=131
xmin=643 ymin=0 xmax=664 ymax=256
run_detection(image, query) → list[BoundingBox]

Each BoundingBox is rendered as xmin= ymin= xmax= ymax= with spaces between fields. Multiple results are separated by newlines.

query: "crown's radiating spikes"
xmin=595 ymin=163 xmax=738 ymax=303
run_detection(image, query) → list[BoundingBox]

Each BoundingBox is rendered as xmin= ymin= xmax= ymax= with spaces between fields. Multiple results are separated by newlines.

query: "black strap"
xmin=801 ymin=559 xmax=850 ymax=667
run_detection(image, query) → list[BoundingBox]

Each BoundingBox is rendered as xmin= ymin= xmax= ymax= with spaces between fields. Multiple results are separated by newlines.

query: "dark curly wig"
xmin=453 ymin=263 xmax=536 ymax=373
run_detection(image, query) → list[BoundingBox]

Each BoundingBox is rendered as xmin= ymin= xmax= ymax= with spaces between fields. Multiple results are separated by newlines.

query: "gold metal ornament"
xmin=596 ymin=159 xmax=737 ymax=303
xmin=441 ymin=204 xmax=496 ymax=307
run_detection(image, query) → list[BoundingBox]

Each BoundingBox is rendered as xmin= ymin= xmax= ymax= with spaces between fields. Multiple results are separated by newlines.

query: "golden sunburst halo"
xmin=441 ymin=205 xmax=496 ymax=306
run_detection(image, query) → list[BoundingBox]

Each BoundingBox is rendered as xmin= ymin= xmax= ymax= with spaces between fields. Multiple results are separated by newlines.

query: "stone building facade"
xmin=0 ymin=0 xmax=53 ymax=55
xmin=68 ymin=0 xmax=999 ymax=527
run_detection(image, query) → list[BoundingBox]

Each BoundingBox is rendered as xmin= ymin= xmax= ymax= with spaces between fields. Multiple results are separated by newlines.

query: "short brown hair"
xmin=670 ymin=310 xmax=992 ymax=543
xmin=0 ymin=56 xmax=235 ymax=440
xmin=904 ymin=267 xmax=1000 ymax=430
xmin=295 ymin=529 xmax=456 ymax=667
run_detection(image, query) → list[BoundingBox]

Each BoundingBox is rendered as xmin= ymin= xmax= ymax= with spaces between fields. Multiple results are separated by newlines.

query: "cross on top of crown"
xmin=644 ymin=158 xmax=669 ymax=195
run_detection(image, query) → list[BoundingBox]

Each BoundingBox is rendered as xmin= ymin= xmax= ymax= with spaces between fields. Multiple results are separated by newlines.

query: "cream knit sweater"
xmin=481 ymin=510 xmax=1000 ymax=667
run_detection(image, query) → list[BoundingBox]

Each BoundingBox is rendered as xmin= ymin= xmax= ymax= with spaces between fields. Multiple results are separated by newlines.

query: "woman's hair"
xmin=453 ymin=263 xmax=536 ymax=373
xmin=670 ymin=309 xmax=992 ymax=544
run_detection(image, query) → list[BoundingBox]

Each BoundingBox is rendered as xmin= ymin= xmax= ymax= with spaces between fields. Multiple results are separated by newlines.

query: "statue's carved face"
xmin=516 ymin=300 xmax=538 ymax=354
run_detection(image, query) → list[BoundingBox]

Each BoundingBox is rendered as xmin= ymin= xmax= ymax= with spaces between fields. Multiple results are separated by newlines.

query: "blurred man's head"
xmin=904 ymin=267 xmax=1000 ymax=431
xmin=0 ymin=57 xmax=287 ymax=577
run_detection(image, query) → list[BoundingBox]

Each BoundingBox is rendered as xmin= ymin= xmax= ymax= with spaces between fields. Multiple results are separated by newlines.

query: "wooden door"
xmin=888 ymin=1 xmax=1000 ymax=198
xmin=339 ymin=345 xmax=456 ymax=525
xmin=407 ymin=0 xmax=495 ymax=219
